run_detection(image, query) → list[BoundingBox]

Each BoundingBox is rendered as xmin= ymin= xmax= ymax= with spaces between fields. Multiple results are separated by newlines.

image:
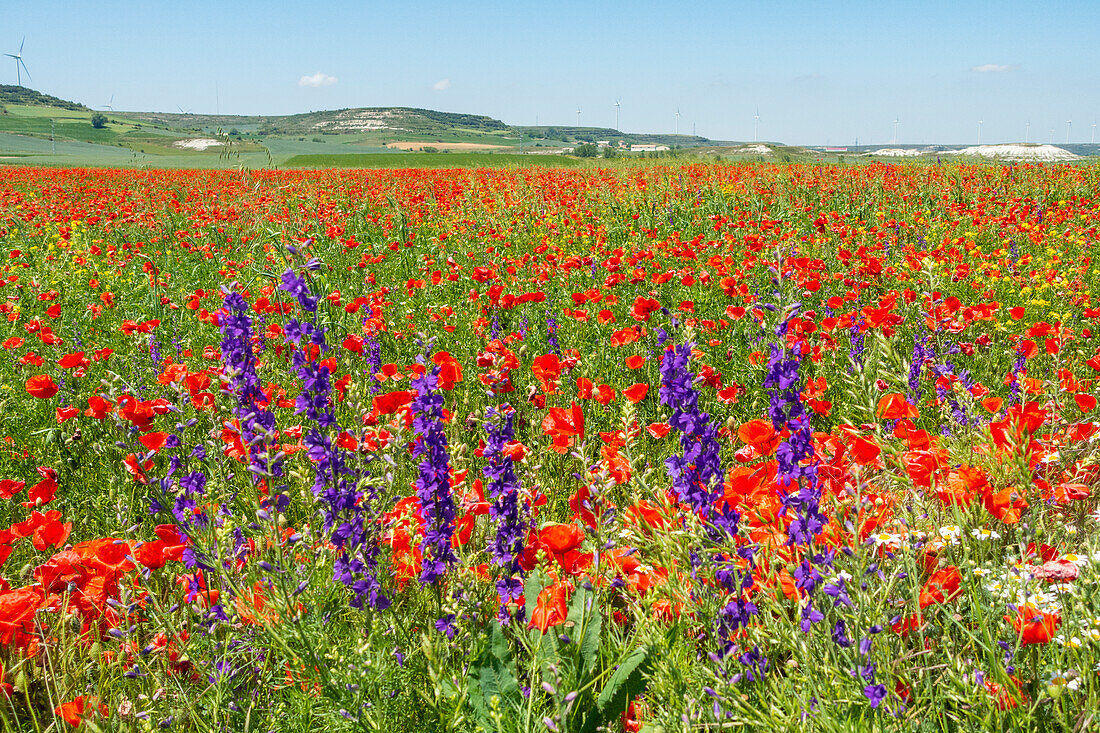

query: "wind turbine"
xmin=753 ymin=108 xmax=760 ymax=143
xmin=1065 ymin=119 xmax=1072 ymax=144
xmin=1049 ymin=128 xmax=1055 ymax=144
xmin=5 ymin=37 xmax=30 ymax=87
xmin=977 ymin=119 xmax=983 ymax=145
xmin=1092 ymin=121 xmax=1097 ymax=144
xmin=892 ymin=116 xmax=899 ymax=145
xmin=675 ymin=107 xmax=680 ymax=135
xmin=1025 ymin=120 xmax=1030 ymax=143
xmin=576 ymin=107 xmax=581 ymax=126
xmin=614 ymin=99 xmax=621 ymax=131
xmin=103 ymin=94 xmax=114 ymax=112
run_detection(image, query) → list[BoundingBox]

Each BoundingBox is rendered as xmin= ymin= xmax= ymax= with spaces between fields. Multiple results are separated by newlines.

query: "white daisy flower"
xmin=1062 ymin=553 xmax=1088 ymax=567
xmin=871 ymin=531 xmax=901 ymax=548
xmin=1046 ymin=670 xmax=1081 ymax=691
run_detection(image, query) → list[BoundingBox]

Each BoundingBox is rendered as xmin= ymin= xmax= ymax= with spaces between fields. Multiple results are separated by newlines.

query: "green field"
xmin=6 ymin=88 xmax=1098 ymax=170
xmin=283 ymin=152 xmax=584 ymax=168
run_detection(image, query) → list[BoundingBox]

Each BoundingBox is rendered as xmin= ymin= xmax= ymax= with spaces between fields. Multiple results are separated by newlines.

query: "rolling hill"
xmin=0 ymin=86 xmax=735 ymax=168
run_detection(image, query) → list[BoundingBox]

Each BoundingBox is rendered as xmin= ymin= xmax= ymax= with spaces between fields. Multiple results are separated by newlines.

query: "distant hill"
xmin=513 ymin=126 xmax=707 ymax=147
xmin=0 ymin=85 xmax=87 ymax=111
xmin=0 ymin=86 xmax=739 ymax=168
xmin=123 ymin=107 xmax=511 ymax=136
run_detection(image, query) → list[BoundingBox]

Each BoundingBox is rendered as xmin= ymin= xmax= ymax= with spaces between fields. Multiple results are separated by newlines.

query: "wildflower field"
xmin=1 ymin=162 xmax=1100 ymax=731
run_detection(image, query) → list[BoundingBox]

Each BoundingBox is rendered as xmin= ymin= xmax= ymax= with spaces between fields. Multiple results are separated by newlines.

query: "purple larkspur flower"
xmin=411 ymin=359 xmax=457 ymax=585
xmin=483 ymin=405 xmax=529 ymax=620
xmin=546 ymin=315 xmax=560 ymax=355
xmin=278 ymin=269 xmax=388 ymax=610
xmin=219 ymin=288 xmax=286 ymax=509
xmin=280 ymin=269 xmax=319 ymax=313
xmin=658 ymin=340 xmax=724 ymax=515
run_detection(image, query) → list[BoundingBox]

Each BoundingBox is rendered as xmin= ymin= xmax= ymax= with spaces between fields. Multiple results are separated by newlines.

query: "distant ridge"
xmin=122 ymin=107 xmax=511 ymax=136
xmin=0 ymin=86 xmax=719 ymax=151
xmin=0 ymin=85 xmax=87 ymax=111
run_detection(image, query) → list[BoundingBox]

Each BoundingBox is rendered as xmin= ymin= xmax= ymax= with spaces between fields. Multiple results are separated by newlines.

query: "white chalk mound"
xmin=173 ymin=138 xmax=223 ymax=151
xmin=864 ymin=148 xmax=923 ymax=157
xmin=947 ymin=144 xmax=1080 ymax=162
xmin=733 ymin=144 xmax=772 ymax=155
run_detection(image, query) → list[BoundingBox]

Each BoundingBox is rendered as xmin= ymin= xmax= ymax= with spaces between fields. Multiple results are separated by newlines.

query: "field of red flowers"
xmin=1 ymin=162 xmax=1100 ymax=730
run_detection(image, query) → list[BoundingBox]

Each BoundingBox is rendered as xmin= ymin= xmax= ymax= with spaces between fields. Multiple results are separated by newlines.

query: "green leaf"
xmin=572 ymin=588 xmax=602 ymax=676
xmin=596 ymin=645 xmax=653 ymax=716
xmin=575 ymin=644 xmax=655 ymax=733
xmin=524 ymin=568 xmax=548 ymax=623
xmin=469 ymin=623 xmax=522 ymax=730
xmin=490 ymin=621 xmax=513 ymax=672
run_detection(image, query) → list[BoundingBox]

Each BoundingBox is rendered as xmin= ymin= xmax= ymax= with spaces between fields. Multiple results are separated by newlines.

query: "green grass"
xmin=261 ymin=138 xmax=394 ymax=162
xmin=283 ymin=152 xmax=584 ymax=168
xmin=0 ymin=131 xmax=137 ymax=164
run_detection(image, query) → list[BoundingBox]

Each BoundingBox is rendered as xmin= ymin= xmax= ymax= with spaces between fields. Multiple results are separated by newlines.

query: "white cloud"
xmin=299 ymin=72 xmax=338 ymax=88
xmin=971 ymin=64 xmax=1018 ymax=73
xmin=432 ymin=78 xmax=451 ymax=91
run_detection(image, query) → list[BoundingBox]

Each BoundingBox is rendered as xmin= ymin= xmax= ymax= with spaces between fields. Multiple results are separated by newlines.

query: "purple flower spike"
xmin=411 ymin=360 xmax=457 ymax=586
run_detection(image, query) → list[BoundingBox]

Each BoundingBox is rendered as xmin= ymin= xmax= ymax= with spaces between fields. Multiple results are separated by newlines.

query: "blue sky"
xmin=5 ymin=0 xmax=1099 ymax=145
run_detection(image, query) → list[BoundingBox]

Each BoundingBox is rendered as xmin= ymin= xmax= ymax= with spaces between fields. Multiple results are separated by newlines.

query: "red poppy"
xmin=138 ymin=432 xmax=169 ymax=452
xmin=936 ymin=465 xmax=985 ymax=507
xmin=432 ymin=351 xmax=463 ymax=391
xmin=23 ymin=468 xmax=58 ymax=508
xmin=737 ymin=420 xmax=777 ymax=450
xmin=848 ymin=436 xmax=881 ymax=467
xmin=0 ymin=587 xmax=44 ymax=646
xmin=31 ymin=515 xmax=71 ymax=551
xmin=624 ymin=500 xmax=670 ymax=531
xmin=57 ymin=351 xmax=88 ymax=369
xmin=918 ymin=566 xmax=962 ymax=608
xmin=983 ymin=485 xmax=1028 ymax=524
xmin=0 ymin=480 xmax=25 ymax=500
xmin=531 ymin=353 xmax=562 ymax=393
xmin=981 ymin=396 xmax=1003 ymax=414
xmin=1006 ymin=605 xmax=1059 ymax=645
xmin=55 ymin=406 xmax=79 ymax=423
xmin=54 ymin=696 xmax=108 ymax=727
xmin=123 ymin=454 xmax=153 ymax=485
xmin=876 ymin=393 xmax=918 ymax=420
xmin=629 ymin=296 xmax=661 ymax=322
xmin=85 ymin=395 xmax=114 ymax=419
xmin=622 ymin=384 xmax=649 ymax=404
xmin=499 ymin=441 xmax=526 ymax=462
xmin=342 ymin=334 xmax=364 ymax=354
xmin=25 ymin=375 xmax=58 ymax=400
xmin=1074 ymin=394 xmax=1097 ymax=413
xmin=542 ymin=403 xmax=584 ymax=454
xmin=594 ymin=384 xmax=616 ymax=406
xmin=372 ymin=390 xmax=415 ymax=416
xmin=984 ymin=676 xmax=1025 ymax=710
xmin=528 ymin=581 xmax=571 ymax=632
xmin=646 ymin=422 xmax=671 ymax=439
